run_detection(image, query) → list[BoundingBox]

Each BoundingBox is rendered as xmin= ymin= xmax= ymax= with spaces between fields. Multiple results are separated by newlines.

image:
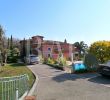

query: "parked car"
xmin=26 ymin=55 xmax=40 ymax=64
xmin=98 ymin=60 xmax=110 ymax=76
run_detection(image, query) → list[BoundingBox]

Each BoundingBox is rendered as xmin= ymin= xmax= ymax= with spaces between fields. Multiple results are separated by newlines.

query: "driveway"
xmin=28 ymin=64 xmax=110 ymax=100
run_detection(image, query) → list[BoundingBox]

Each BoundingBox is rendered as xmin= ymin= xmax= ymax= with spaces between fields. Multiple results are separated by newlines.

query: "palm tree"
xmin=73 ymin=41 xmax=88 ymax=56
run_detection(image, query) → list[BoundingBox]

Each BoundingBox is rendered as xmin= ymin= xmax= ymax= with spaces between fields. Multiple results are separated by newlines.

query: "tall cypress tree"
xmin=7 ymin=38 xmax=10 ymax=49
xmin=22 ymin=38 xmax=26 ymax=57
xmin=10 ymin=35 xmax=13 ymax=50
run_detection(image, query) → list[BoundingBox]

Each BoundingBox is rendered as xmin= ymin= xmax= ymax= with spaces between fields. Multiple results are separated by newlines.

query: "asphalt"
xmin=28 ymin=64 xmax=110 ymax=100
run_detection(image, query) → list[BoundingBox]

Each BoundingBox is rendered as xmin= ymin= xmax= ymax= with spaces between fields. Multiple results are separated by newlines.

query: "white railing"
xmin=0 ymin=74 xmax=29 ymax=100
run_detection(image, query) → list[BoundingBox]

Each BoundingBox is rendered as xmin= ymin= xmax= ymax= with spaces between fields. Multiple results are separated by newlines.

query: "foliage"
xmin=84 ymin=53 xmax=98 ymax=70
xmin=7 ymin=35 xmax=20 ymax=63
xmin=0 ymin=25 xmax=7 ymax=65
xmin=57 ymin=57 xmax=67 ymax=66
xmin=64 ymin=39 xmax=67 ymax=43
xmin=74 ymin=68 xmax=97 ymax=73
xmin=9 ymin=35 xmax=20 ymax=49
xmin=57 ymin=52 xmax=67 ymax=66
xmin=89 ymin=41 xmax=110 ymax=63
xmin=0 ymin=25 xmax=20 ymax=65
xmin=47 ymin=57 xmax=55 ymax=64
xmin=47 ymin=63 xmax=64 ymax=70
xmin=22 ymin=38 xmax=26 ymax=58
xmin=0 ymin=63 xmax=35 ymax=88
xmin=73 ymin=41 xmax=88 ymax=56
xmin=10 ymin=35 xmax=13 ymax=50
xmin=8 ymin=48 xmax=20 ymax=63
xmin=74 ymin=69 xmax=88 ymax=73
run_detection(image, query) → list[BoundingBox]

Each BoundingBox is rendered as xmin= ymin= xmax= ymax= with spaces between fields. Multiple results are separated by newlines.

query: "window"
xmin=48 ymin=54 xmax=51 ymax=57
xmin=48 ymin=48 xmax=51 ymax=51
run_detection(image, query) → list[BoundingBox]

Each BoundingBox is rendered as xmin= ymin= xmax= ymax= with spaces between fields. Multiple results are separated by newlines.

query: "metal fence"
xmin=0 ymin=74 xmax=29 ymax=100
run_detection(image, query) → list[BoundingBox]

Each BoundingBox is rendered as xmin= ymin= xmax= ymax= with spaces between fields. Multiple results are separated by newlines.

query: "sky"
xmin=0 ymin=0 xmax=110 ymax=46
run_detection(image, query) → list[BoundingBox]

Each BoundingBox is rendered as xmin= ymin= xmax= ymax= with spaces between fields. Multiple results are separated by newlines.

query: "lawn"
xmin=0 ymin=63 xmax=36 ymax=99
xmin=0 ymin=63 xmax=35 ymax=88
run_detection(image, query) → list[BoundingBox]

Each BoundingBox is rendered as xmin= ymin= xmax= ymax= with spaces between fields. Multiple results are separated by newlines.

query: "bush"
xmin=74 ymin=69 xmax=88 ymax=73
xmin=7 ymin=56 xmax=19 ymax=63
xmin=47 ymin=58 xmax=55 ymax=64
xmin=7 ymin=48 xmax=20 ymax=63
xmin=47 ymin=63 xmax=64 ymax=70
xmin=58 ymin=57 xmax=67 ymax=67
xmin=84 ymin=53 xmax=98 ymax=71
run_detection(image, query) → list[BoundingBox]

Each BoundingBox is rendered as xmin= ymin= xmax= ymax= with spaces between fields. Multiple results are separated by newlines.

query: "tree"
xmin=7 ymin=38 xmax=10 ymax=49
xmin=7 ymin=35 xmax=20 ymax=63
xmin=0 ymin=25 xmax=20 ymax=64
xmin=89 ymin=41 xmax=110 ymax=63
xmin=9 ymin=35 xmax=14 ymax=57
xmin=0 ymin=25 xmax=4 ymax=64
xmin=0 ymin=25 xmax=8 ymax=65
xmin=20 ymin=38 xmax=26 ymax=62
xmin=23 ymin=38 xmax=26 ymax=57
xmin=73 ymin=41 xmax=88 ymax=56
xmin=10 ymin=35 xmax=13 ymax=50
xmin=64 ymin=39 xmax=67 ymax=43
xmin=0 ymin=25 xmax=4 ymax=65
xmin=11 ymin=37 xmax=20 ymax=48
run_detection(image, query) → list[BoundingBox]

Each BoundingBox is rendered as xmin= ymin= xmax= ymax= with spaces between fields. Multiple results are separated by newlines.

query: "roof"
xmin=32 ymin=35 xmax=44 ymax=38
xmin=43 ymin=40 xmax=70 ymax=45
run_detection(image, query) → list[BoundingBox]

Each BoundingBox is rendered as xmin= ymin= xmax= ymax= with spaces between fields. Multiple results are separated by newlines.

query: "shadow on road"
xmin=88 ymin=76 xmax=110 ymax=85
xmin=52 ymin=73 xmax=81 ymax=82
xmin=52 ymin=72 xmax=110 ymax=85
xmin=52 ymin=73 xmax=98 ymax=82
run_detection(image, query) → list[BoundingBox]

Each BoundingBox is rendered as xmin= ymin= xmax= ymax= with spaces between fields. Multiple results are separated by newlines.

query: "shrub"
xmin=58 ymin=57 xmax=67 ymax=67
xmin=84 ymin=53 xmax=98 ymax=71
xmin=54 ymin=60 xmax=58 ymax=64
xmin=47 ymin=58 xmax=55 ymax=64
xmin=7 ymin=56 xmax=19 ymax=63
xmin=43 ymin=58 xmax=47 ymax=64
xmin=7 ymin=48 xmax=20 ymax=63
xmin=74 ymin=69 xmax=88 ymax=73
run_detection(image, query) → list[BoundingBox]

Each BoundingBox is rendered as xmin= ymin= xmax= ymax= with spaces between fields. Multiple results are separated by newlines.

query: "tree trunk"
xmin=4 ymin=53 xmax=7 ymax=65
xmin=0 ymin=53 xmax=4 ymax=66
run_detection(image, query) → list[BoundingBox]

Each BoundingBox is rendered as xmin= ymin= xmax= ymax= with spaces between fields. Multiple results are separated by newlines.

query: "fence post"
xmin=16 ymin=88 xmax=19 ymax=100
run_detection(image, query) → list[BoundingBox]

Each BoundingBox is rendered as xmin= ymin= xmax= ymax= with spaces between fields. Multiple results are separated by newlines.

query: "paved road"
xmin=28 ymin=64 xmax=110 ymax=100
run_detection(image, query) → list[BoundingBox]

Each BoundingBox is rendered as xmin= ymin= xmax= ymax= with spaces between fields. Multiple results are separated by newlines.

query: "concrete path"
xmin=28 ymin=64 xmax=110 ymax=100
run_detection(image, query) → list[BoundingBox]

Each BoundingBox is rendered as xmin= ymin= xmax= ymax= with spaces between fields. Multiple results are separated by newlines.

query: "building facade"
xmin=20 ymin=35 xmax=77 ymax=60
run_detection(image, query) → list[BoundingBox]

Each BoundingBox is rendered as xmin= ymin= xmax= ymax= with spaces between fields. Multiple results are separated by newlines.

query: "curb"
xmin=27 ymin=66 xmax=39 ymax=96
xmin=19 ymin=91 xmax=28 ymax=100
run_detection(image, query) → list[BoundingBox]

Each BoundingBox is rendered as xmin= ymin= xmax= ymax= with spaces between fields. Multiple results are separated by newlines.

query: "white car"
xmin=26 ymin=55 xmax=40 ymax=64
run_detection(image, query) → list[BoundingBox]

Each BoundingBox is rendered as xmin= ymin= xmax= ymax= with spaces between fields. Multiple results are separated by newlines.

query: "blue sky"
xmin=0 ymin=0 xmax=110 ymax=46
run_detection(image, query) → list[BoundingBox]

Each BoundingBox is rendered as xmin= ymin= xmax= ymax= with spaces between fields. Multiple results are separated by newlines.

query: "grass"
xmin=0 ymin=63 xmax=35 ymax=88
xmin=0 ymin=63 xmax=35 ymax=99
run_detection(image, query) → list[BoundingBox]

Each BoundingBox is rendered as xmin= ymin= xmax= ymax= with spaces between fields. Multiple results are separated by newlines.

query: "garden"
xmin=42 ymin=41 xmax=102 ymax=74
xmin=43 ymin=56 xmax=67 ymax=70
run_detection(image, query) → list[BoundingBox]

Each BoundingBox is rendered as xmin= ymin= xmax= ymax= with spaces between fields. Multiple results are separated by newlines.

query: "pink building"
xmin=20 ymin=35 xmax=76 ymax=60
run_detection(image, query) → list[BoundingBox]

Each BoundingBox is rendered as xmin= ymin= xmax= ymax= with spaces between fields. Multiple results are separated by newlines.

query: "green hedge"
xmin=46 ymin=63 xmax=64 ymax=70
